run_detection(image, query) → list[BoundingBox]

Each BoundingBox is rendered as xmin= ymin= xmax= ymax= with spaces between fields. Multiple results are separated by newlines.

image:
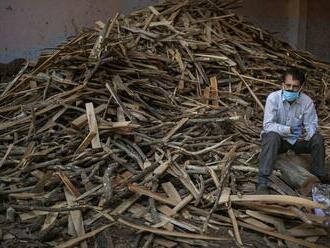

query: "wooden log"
xmin=275 ymin=153 xmax=319 ymax=195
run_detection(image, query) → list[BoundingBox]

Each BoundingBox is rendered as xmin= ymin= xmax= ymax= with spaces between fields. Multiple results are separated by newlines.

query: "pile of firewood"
xmin=0 ymin=0 xmax=330 ymax=247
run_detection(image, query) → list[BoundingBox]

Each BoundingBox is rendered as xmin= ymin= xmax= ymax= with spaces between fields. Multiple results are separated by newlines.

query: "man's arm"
xmin=303 ymin=101 xmax=318 ymax=140
xmin=263 ymin=95 xmax=291 ymax=136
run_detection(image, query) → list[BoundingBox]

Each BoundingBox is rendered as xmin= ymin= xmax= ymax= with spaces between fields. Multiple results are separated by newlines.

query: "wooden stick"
xmin=75 ymin=131 xmax=96 ymax=154
xmin=228 ymin=207 xmax=243 ymax=246
xmin=85 ymin=102 xmax=101 ymax=149
xmin=72 ymin=104 xmax=106 ymax=128
xmin=56 ymin=224 xmax=114 ymax=248
xmin=162 ymin=117 xmax=189 ymax=142
xmin=231 ymin=68 xmax=264 ymax=111
xmin=202 ymin=145 xmax=237 ymax=232
xmin=209 ymin=76 xmax=219 ymax=107
xmin=0 ymin=143 xmax=14 ymax=168
xmin=64 ymin=188 xmax=87 ymax=248
xmin=230 ymin=195 xmax=326 ymax=209
xmin=117 ymin=217 xmax=228 ymax=241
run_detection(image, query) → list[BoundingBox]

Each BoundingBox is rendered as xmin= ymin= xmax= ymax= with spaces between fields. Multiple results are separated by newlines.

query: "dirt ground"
xmin=1 ymin=219 xmax=329 ymax=248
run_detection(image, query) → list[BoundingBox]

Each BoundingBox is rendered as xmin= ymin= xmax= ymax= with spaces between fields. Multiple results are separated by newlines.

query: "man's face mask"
xmin=282 ymin=75 xmax=302 ymax=102
xmin=283 ymin=90 xmax=299 ymax=102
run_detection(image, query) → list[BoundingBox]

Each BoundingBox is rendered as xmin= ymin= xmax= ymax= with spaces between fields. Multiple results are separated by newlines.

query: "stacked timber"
xmin=0 ymin=0 xmax=330 ymax=247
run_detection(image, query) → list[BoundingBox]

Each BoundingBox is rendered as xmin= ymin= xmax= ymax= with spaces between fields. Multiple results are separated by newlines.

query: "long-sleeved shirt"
xmin=262 ymin=90 xmax=318 ymax=144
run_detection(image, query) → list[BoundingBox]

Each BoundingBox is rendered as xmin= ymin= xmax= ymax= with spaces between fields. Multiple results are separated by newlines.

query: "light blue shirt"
xmin=262 ymin=90 xmax=318 ymax=144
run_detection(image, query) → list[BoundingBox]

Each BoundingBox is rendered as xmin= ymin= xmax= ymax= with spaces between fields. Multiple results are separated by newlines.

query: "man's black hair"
xmin=282 ymin=68 xmax=305 ymax=85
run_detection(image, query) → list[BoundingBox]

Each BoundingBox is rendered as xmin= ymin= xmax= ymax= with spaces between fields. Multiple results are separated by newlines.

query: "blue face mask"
xmin=283 ymin=90 xmax=299 ymax=102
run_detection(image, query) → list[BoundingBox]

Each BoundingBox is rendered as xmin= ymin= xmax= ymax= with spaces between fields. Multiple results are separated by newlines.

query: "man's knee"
xmin=262 ymin=132 xmax=281 ymax=145
xmin=310 ymin=133 xmax=324 ymax=147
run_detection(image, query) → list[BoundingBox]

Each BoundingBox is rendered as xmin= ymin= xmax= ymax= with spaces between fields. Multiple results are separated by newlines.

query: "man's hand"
xmin=290 ymin=125 xmax=302 ymax=138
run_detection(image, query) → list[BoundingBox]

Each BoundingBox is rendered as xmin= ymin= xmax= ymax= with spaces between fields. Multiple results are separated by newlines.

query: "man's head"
xmin=282 ymin=68 xmax=305 ymax=92
xmin=281 ymin=68 xmax=305 ymax=102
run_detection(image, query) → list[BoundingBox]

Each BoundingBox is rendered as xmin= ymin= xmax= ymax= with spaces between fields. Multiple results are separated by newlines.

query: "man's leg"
xmin=258 ymin=132 xmax=287 ymax=189
xmin=293 ymin=133 xmax=327 ymax=179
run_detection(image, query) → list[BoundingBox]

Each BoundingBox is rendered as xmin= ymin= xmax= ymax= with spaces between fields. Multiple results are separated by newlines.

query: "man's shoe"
xmin=256 ymin=184 xmax=269 ymax=195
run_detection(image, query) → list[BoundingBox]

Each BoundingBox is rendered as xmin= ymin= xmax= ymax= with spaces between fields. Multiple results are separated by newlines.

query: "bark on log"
xmin=275 ymin=153 xmax=319 ymax=195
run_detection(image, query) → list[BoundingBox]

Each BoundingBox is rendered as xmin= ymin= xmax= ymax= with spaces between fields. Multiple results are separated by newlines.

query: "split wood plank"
xmin=41 ymin=202 xmax=64 ymax=231
xmin=162 ymin=117 xmax=189 ymax=142
xmin=59 ymin=171 xmax=81 ymax=198
xmin=172 ymin=195 xmax=194 ymax=214
xmin=128 ymin=184 xmax=197 ymax=215
xmin=117 ymin=106 xmax=126 ymax=122
xmin=117 ymin=217 xmax=228 ymax=241
xmin=129 ymin=184 xmax=326 ymax=214
xmin=190 ymin=207 xmax=328 ymax=248
xmin=111 ymin=193 xmax=141 ymax=215
xmin=287 ymin=224 xmax=328 ymax=237
xmin=236 ymin=202 xmax=327 ymax=224
xmin=231 ymin=68 xmax=264 ymax=111
xmin=153 ymin=237 xmax=177 ymax=248
xmin=153 ymin=160 xmax=171 ymax=176
xmin=207 ymin=167 xmax=220 ymax=187
xmin=56 ymin=224 xmax=113 ymax=248
xmin=90 ymin=14 xmax=118 ymax=60
xmin=0 ymin=143 xmax=14 ymax=168
xmin=228 ymin=207 xmax=243 ymax=246
xmin=209 ymin=76 xmax=219 ymax=107
xmin=85 ymin=102 xmax=102 ymax=149
xmin=237 ymin=221 xmax=327 ymax=248
xmin=241 ymin=217 xmax=275 ymax=232
xmin=128 ymin=184 xmax=175 ymax=206
xmin=169 ymin=165 xmax=199 ymax=200
xmin=0 ymin=89 xmax=81 ymax=131
xmin=105 ymin=82 xmax=133 ymax=121
xmin=203 ymin=145 xmax=237 ymax=232
xmin=219 ymin=187 xmax=231 ymax=204
xmin=246 ymin=210 xmax=299 ymax=248
xmin=161 ymin=182 xmax=182 ymax=204
xmin=31 ymin=34 xmax=87 ymax=76
xmin=229 ymin=195 xmax=326 ymax=209
xmin=129 ymin=204 xmax=197 ymax=233
xmin=72 ymin=104 xmax=107 ymax=128
xmin=75 ymin=131 xmax=96 ymax=154
xmin=64 ymin=188 xmax=87 ymax=248
xmin=202 ymin=87 xmax=210 ymax=105
xmin=98 ymin=121 xmax=138 ymax=130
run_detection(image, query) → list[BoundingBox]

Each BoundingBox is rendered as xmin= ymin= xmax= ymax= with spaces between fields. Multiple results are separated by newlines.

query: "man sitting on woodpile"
xmin=256 ymin=68 xmax=328 ymax=194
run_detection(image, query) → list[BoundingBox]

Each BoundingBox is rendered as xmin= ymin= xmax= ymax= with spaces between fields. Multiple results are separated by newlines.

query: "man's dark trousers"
xmin=258 ymin=132 xmax=326 ymax=185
